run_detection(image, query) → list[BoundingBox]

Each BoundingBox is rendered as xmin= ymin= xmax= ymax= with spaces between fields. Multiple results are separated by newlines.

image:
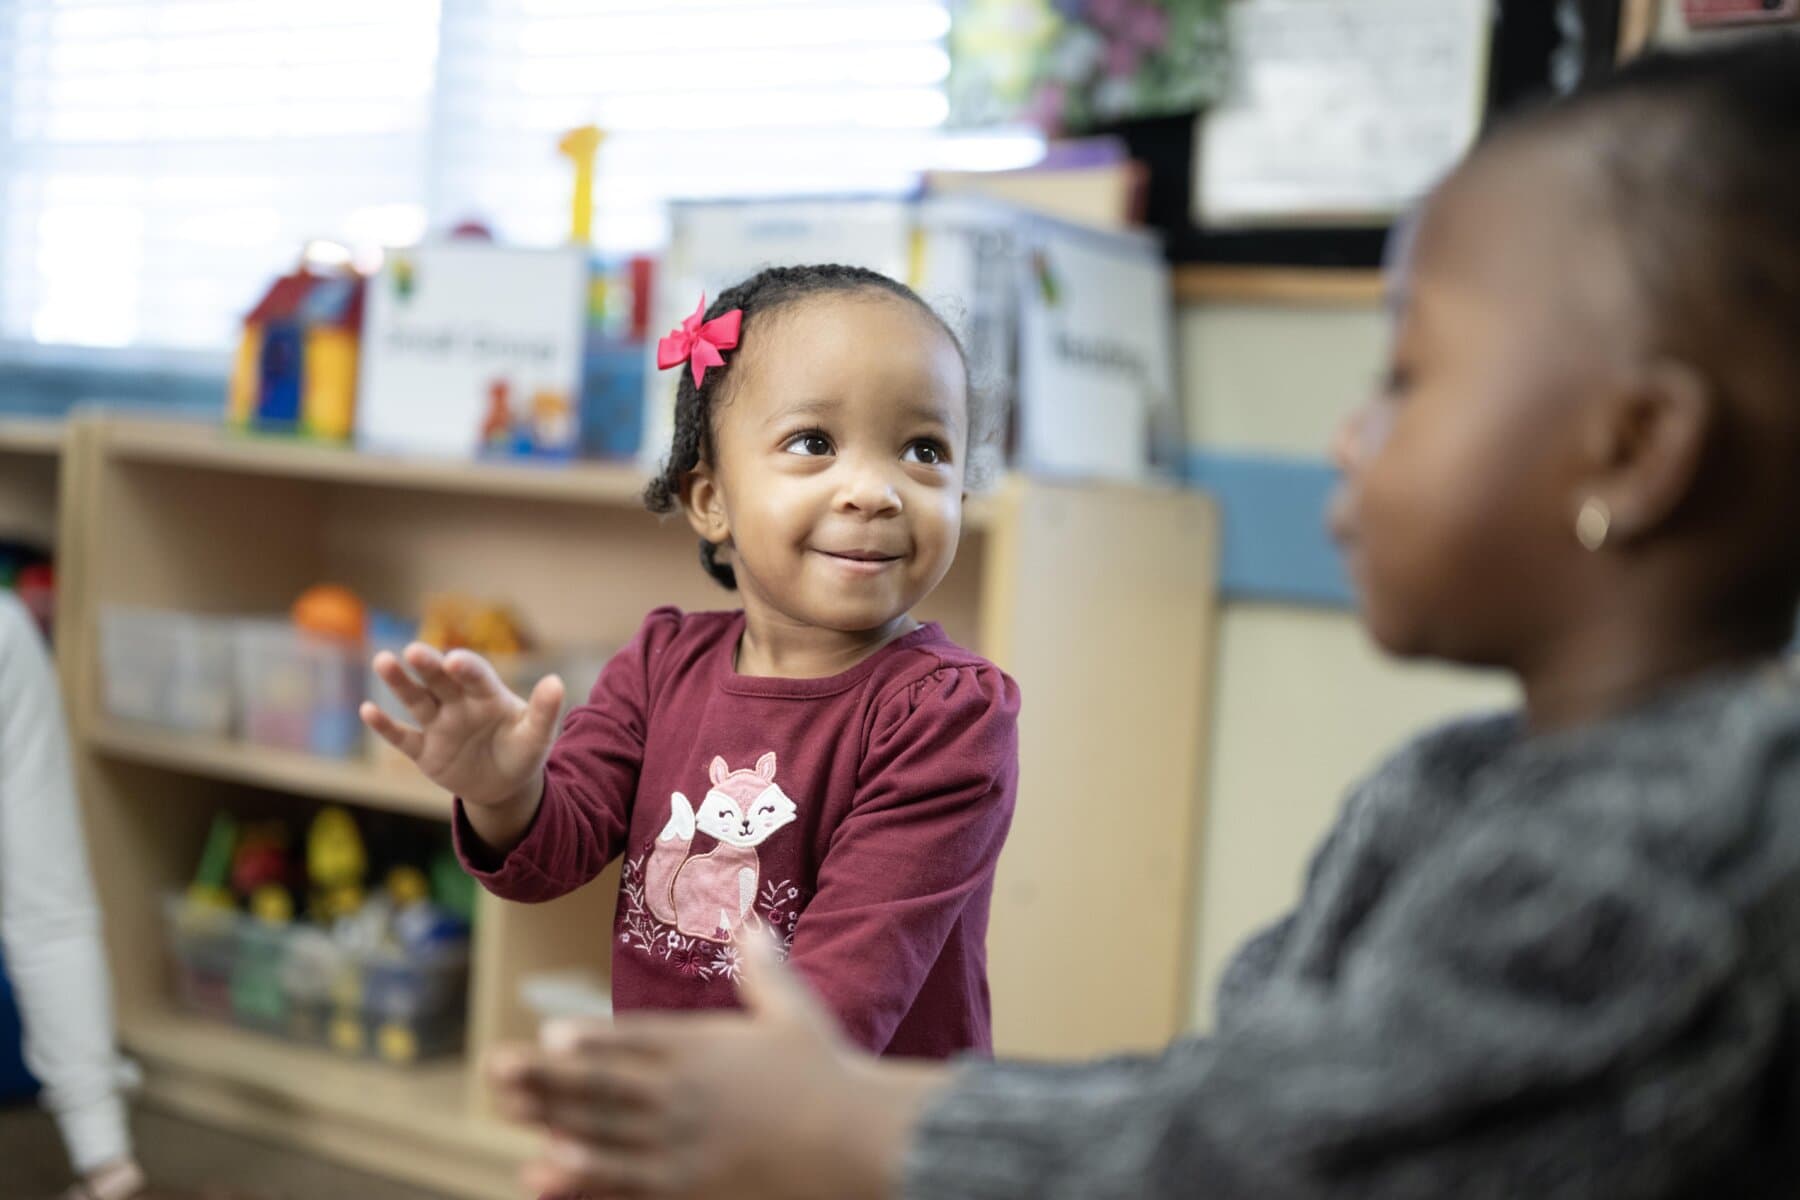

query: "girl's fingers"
xmin=359 ymin=702 xmax=423 ymax=759
xmin=373 ymin=651 xmax=439 ymax=725
xmin=403 ymin=642 xmax=464 ymax=704
xmin=444 ymin=648 xmax=508 ymax=701
xmin=522 ymin=674 xmax=567 ymax=746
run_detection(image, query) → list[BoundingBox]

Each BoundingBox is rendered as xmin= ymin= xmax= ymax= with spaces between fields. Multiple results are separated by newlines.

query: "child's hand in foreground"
xmin=487 ymin=932 xmax=949 ymax=1200
xmin=361 ymin=643 xmax=563 ymax=820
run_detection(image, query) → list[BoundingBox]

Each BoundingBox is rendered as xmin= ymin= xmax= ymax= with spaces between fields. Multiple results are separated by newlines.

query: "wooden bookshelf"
xmin=0 ymin=416 xmax=66 ymax=456
xmin=0 ymin=417 xmax=64 ymax=548
xmin=123 ymin=1007 xmax=531 ymax=1199
xmin=90 ymin=720 xmax=448 ymax=821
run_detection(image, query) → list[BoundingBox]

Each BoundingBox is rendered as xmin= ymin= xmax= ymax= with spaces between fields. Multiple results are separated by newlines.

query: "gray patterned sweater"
xmin=906 ymin=662 xmax=1800 ymax=1198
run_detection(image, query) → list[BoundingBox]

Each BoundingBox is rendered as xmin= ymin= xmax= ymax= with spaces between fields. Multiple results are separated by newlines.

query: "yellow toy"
xmin=558 ymin=124 xmax=606 ymax=246
xmin=250 ymin=886 xmax=294 ymax=924
xmin=307 ymin=806 xmax=367 ymax=922
xmin=228 ymin=259 xmax=365 ymax=442
xmin=418 ymin=594 xmax=531 ymax=657
xmin=386 ymin=865 xmax=431 ymax=908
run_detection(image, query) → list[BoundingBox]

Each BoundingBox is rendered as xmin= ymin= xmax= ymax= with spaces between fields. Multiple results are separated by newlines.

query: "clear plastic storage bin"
xmin=163 ymin=895 xmax=470 ymax=1066
xmin=236 ymin=621 xmax=364 ymax=758
xmin=98 ymin=607 xmax=235 ymax=735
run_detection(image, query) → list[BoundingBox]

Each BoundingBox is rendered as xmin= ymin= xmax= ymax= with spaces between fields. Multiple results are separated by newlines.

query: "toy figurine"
xmin=230 ymin=820 xmax=296 ymax=925
xmin=307 ymin=806 xmax=367 ymax=922
xmin=187 ymin=812 xmax=239 ymax=912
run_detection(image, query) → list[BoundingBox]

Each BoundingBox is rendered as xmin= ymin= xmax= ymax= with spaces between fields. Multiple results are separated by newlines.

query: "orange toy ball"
xmin=292 ymin=584 xmax=368 ymax=643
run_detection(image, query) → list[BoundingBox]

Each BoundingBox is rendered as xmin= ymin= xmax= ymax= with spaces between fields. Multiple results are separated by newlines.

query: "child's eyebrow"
xmin=763 ymin=397 xmax=962 ymax=433
xmin=764 ymin=398 xmax=840 ymax=426
xmin=899 ymin=402 xmax=959 ymax=430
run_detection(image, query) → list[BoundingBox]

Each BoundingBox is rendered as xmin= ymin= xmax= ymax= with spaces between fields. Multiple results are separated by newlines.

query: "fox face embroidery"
xmin=645 ymin=752 xmax=797 ymax=943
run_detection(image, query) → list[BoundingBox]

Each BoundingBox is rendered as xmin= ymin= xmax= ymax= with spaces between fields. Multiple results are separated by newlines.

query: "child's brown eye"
xmin=904 ymin=440 xmax=947 ymax=466
xmin=783 ymin=432 xmax=833 ymax=457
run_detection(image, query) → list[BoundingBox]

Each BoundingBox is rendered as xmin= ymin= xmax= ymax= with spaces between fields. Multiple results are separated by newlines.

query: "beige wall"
xmin=1176 ymin=301 xmax=1515 ymax=1029
xmin=1180 ymin=304 xmax=1388 ymax=451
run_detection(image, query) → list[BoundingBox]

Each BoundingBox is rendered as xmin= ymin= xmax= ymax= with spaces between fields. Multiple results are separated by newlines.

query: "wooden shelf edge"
xmin=1174 ymin=266 xmax=1386 ymax=308
xmin=0 ymin=417 xmax=66 ymax=456
xmin=124 ymin=1010 xmax=533 ymax=1200
xmin=96 ymin=417 xmax=651 ymax=506
xmin=89 ymin=721 xmax=450 ymax=821
xmin=84 ymin=416 xmax=1001 ymax=531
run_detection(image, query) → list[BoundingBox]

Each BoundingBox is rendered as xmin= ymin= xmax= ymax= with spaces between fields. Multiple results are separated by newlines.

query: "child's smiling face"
xmin=682 ymin=291 xmax=970 ymax=636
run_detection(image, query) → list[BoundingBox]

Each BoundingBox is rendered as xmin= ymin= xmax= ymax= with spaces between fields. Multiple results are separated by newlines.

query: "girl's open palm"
xmin=361 ymin=643 xmax=565 ymax=809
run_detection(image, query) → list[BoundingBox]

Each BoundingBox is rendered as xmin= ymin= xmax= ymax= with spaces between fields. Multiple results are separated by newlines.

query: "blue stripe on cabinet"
xmin=1184 ymin=450 xmax=1354 ymax=609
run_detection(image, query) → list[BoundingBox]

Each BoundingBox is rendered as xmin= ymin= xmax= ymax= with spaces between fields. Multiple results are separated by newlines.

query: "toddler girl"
xmin=363 ymin=264 xmax=1017 ymax=1057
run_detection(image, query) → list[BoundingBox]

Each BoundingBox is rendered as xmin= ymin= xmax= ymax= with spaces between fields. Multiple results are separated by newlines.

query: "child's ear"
xmin=1581 ymin=359 xmax=1713 ymax=544
xmin=678 ymin=461 xmax=731 ymax=547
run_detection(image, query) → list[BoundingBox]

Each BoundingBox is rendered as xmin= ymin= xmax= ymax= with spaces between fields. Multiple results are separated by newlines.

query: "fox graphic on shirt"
xmin=645 ymin=752 xmax=798 ymax=942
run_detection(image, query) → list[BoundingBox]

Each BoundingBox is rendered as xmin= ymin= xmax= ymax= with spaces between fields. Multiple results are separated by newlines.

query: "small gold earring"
xmin=1575 ymin=497 xmax=1612 ymax=552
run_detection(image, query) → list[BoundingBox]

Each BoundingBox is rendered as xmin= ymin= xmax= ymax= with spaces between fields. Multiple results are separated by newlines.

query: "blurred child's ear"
xmin=1577 ymin=359 xmax=1713 ymax=546
xmin=678 ymin=462 xmax=731 ymax=545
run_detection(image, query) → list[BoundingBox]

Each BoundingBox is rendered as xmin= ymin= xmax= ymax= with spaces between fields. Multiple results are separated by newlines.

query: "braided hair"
xmin=644 ymin=263 xmax=978 ymax=589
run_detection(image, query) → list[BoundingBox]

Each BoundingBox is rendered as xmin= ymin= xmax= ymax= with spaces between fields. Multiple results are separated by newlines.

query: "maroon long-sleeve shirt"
xmin=454 ymin=607 xmax=1019 ymax=1057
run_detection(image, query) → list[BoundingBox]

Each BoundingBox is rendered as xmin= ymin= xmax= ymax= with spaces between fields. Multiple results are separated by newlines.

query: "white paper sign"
xmin=357 ymin=242 xmax=588 ymax=459
xmin=1195 ymin=0 xmax=1492 ymax=226
xmin=1015 ymin=219 xmax=1177 ymax=483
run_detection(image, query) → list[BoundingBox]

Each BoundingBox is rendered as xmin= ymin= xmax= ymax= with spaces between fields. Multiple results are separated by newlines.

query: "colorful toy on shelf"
xmin=386 ymin=865 xmax=430 ymax=908
xmin=553 ymin=120 xmax=653 ymax=460
xmin=250 ymin=886 xmax=295 ymax=925
xmin=307 ymin=807 xmax=368 ymax=922
xmin=579 ymin=256 xmax=653 ymax=460
xmin=292 ymin=584 xmax=368 ymax=644
xmin=430 ymin=849 xmax=477 ymax=924
xmin=228 ymin=256 xmax=366 ymax=442
xmin=386 ymin=864 xmax=469 ymax=952
xmin=529 ymin=388 xmax=576 ymax=451
xmin=333 ymin=895 xmax=394 ymax=957
xmin=559 ymin=124 xmax=606 ymax=247
xmin=187 ymin=812 xmax=239 ymax=913
xmin=417 ymin=594 xmax=532 ymax=657
xmin=165 ymin=806 xmax=475 ymax=1067
xmin=480 ymin=379 xmax=514 ymax=451
xmin=230 ymin=820 xmax=296 ymax=925
xmin=231 ymin=919 xmax=288 ymax=1030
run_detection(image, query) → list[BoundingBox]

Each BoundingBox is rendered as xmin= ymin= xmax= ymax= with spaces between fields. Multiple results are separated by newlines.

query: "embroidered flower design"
xmin=669 ymin=942 xmax=711 ymax=978
xmin=619 ymin=854 xmax=807 ymax=971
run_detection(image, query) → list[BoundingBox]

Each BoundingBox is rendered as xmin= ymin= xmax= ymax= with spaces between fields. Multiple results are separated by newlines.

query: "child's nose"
xmin=835 ymin=462 xmax=903 ymax=516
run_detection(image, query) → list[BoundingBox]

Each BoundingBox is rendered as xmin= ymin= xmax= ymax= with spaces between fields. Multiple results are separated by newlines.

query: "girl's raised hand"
xmin=360 ymin=643 xmax=564 ymax=812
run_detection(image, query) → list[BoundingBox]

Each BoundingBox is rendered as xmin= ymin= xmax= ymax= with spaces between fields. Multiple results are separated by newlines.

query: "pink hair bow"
xmin=657 ymin=294 xmax=742 ymax=387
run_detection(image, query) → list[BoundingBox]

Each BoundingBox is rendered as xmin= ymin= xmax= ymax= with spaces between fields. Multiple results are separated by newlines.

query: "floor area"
xmin=0 ymin=1102 xmax=455 ymax=1200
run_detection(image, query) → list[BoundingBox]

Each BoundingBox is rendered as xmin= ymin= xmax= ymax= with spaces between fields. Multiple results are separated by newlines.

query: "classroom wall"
xmin=1175 ymin=301 xmax=1516 ymax=1029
